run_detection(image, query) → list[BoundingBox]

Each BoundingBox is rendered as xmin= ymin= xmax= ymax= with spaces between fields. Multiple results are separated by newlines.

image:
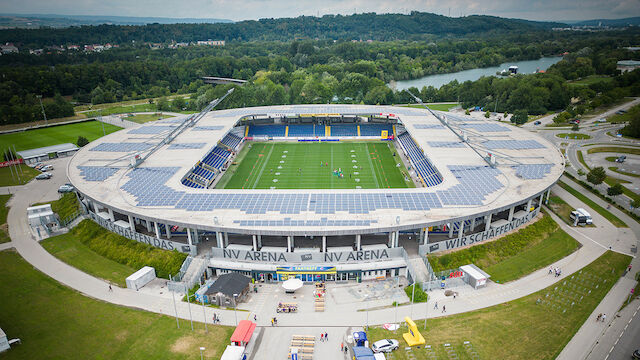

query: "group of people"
xmin=549 ymin=267 xmax=562 ymax=277
xmin=319 ymin=332 xmax=329 ymax=342
xmin=596 ymin=313 xmax=607 ymax=322
xmin=270 ymin=317 xmax=278 ymax=326
xmin=212 ymin=313 xmax=221 ymax=324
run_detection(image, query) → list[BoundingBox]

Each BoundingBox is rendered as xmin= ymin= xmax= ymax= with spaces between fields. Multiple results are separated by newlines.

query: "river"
xmin=392 ymin=56 xmax=563 ymax=91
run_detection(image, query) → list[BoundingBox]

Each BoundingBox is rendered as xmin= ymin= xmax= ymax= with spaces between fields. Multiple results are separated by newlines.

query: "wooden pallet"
xmin=289 ymin=334 xmax=315 ymax=359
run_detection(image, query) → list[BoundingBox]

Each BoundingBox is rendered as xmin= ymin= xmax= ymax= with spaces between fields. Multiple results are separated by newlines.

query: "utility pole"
xmin=37 ymin=95 xmax=48 ymax=126
xmin=99 ymin=109 xmax=105 ymax=136
xmin=13 ymin=145 xmax=23 ymax=176
xmin=4 ymin=150 xmax=16 ymax=183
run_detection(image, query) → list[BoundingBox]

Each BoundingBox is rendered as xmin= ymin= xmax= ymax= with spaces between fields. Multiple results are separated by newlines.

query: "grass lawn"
xmin=402 ymin=103 xmax=459 ymax=111
xmin=0 ymin=250 xmax=232 ymax=360
xmin=125 ymin=113 xmax=175 ymax=124
xmin=547 ymin=193 xmax=582 ymax=226
xmin=587 ymin=146 xmax=640 ymax=156
xmin=85 ymin=103 xmax=158 ymax=117
xmin=219 ymin=141 xmax=414 ymax=189
xmin=557 ymin=181 xmax=628 ymax=227
xmin=608 ymin=166 xmax=640 ymax=178
xmin=368 ymin=251 xmax=630 ymax=360
xmin=577 ymin=150 xmax=589 ymax=170
xmin=428 ymin=212 xmax=580 ymax=283
xmin=41 ymin=233 xmax=135 ymax=287
xmin=0 ymin=194 xmax=11 ymax=243
xmin=33 ymin=192 xmax=80 ymax=223
xmin=0 ymin=120 xmax=121 ymax=153
xmin=0 ymin=164 xmax=41 ymax=186
xmin=556 ymin=133 xmax=591 ymax=140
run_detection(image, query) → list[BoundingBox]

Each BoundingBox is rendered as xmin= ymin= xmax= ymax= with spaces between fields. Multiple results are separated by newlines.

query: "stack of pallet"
xmin=314 ymin=283 xmax=325 ymax=312
xmin=288 ymin=335 xmax=314 ymax=359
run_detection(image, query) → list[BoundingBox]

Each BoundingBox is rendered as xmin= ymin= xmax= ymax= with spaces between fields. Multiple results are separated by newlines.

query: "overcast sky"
xmin=2 ymin=0 xmax=639 ymax=22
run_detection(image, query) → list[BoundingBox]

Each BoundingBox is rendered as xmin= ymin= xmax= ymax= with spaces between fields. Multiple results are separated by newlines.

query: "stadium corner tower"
xmin=69 ymin=104 xmax=563 ymax=282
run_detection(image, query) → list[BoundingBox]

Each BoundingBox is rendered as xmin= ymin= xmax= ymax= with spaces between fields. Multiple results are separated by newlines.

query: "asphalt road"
xmin=605 ymin=300 xmax=640 ymax=360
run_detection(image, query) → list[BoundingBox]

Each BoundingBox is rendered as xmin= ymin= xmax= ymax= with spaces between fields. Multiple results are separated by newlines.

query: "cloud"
xmin=0 ymin=0 xmax=638 ymax=22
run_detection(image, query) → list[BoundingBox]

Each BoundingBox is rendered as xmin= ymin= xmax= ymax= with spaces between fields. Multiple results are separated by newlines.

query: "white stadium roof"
xmin=68 ymin=104 xmax=563 ymax=235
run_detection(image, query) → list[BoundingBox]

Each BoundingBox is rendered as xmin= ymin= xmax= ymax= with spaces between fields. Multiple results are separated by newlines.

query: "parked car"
xmin=569 ymin=119 xmax=581 ymax=124
xmin=534 ymin=120 xmax=541 ymax=125
xmin=34 ymin=164 xmax=45 ymax=170
xmin=41 ymin=165 xmax=54 ymax=171
xmin=35 ymin=172 xmax=52 ymax=180
xmin=31 ymin=162 xmax=42 ymax=168
xmin=615 ymin=155 xmax=627 ymax=163
xmin=632 ymin=348 xmax=640 ymax=359
xmin=58 ymin=184 xmax=75 ymax=193
xmin=596 ymin=118 xmax=607 ymax=123
xmin=371 ymin=339 xmax=400 ymax=353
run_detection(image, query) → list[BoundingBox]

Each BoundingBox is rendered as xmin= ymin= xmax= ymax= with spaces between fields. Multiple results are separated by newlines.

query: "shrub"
xmin=587 ymin=166 xmax=606 ymax=185
xmin=70 ymin=220 xmax=187 ymax=278
xmin=404 ymin=284 xmax=428 ymax=303
xmin=511 ymin=109 xmax=528 ymax=125
xmin=77 ymin=136 xmax=89 ymax=147
xmin=607 ymin=183 xmax=623 ymax=196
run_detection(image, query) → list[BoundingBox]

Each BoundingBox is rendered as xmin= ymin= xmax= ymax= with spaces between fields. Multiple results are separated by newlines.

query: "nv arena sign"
xmin=428 ymin=209 xmax=539 ymax=253
xmin=212 ymin=247 xmax=405 ymax=264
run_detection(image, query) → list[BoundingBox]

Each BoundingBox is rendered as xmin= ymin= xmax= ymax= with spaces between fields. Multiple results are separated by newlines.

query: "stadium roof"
xmin=68 ymin=104 xmax=563 ymax=235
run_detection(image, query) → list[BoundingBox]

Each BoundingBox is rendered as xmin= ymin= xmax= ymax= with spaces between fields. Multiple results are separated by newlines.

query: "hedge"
xmin=404 ymin=284 xmax=428 ymax=303
xmin=428 ymin=213 xmax=557 ymax=272
xmin=70 ymin=219 xmax=187 ymax=279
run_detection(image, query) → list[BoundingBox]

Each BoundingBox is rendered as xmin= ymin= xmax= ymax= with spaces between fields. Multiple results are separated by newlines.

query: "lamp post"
xmin=424 ymin=282 xmax=429 ymax=330
xmin=363 ymin=294 xmax=369 ymax=330
xmin=199 ymin=346 xmax=205 ymax=360
xmin=201 ymin=295 xmax=208 ymax=332
xmin=233 ymin=294 xmax=239 ymax=326
xmin=185 ymin=284 xmax=194 ymax=330
xmin=37 ymin=95 xmax=48 ymax=126
xmin=170 ymin=280 xmax=180 ymax=329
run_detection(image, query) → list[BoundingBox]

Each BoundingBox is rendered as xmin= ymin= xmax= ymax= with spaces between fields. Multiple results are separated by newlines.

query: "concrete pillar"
xmin=287 ymin=236 xmax=292 ymax=252
xmin=539 ymin=193 xmax=544 ymax=209
xmin=224 ymin=232 xmax=229 ymax=247
xmin=470 ymin=217 xmax=476 ymax=232
xmin=154 ymin=222 xmax=161 ymax=240
xmin=127 ymin=215 xmax=135 ymax=232
xmin=424 ymin=228 xmax=429 ymax=244
xmin=448 ymin=223 xmax=454 ymax=238
xmin=419 ymin=228 xmax=425 ymax=245
xmin=257 ymin=235 xmax=262 ymax=248
xmin=252 ymin=235 xmax=257 ymax=251
xmin=546 ymin=188 xmax=551 ymax=204
xmin=193 ymin=229 xmax=199 ymax=244
xmin=388 ymin=232 xmax=393 ymax=247
xmin=187 ymin=228 xmax=193 ymax=246
xmin=165 ymin=223 xmax=171 ymax=239
xmin=322 ymin=236 xmax=326 ymax=252
xmin=508 ymin=207 xmax=515 ymax=222
xmin=216 ymin=232 xmax=223 ymax=248
xmin=107 ymin=208 xmax=114 ymax=221
xmin=145 ymin=219 xmax=152 ymax=232
xmin=393 ymin=231 xmax=399 ymax=248
xmin=485 ymin=213 xmax=493 ymax=232
xmin=458 ymin=221 xmax=464 ymax=239
xmin=356 ymin=234 xmax=361 ymax=251
xmin=526 ymin=198 xmax=533 ymax=213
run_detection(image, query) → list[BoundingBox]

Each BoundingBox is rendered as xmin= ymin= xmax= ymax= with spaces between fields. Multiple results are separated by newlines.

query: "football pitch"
xmin=218 ymin=141 xmax=415 ymax=189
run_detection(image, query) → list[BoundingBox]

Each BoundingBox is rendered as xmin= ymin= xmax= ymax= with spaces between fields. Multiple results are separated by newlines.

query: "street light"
xmin=199 ymin=346 xmax=205 ymax=360
xmin=185 ymin=284 xmax=194 ymax=330
xmin=233 ymin=294 xmax=239 ymax=326
xmin=364 ymin=294 xmax=369 ymax=330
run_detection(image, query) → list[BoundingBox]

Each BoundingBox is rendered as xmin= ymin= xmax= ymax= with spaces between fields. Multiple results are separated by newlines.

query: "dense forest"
xmin=0 ymin=12 xmax=566 ymax=47
xmin=1 ymin=15 xmax=639 ymax=126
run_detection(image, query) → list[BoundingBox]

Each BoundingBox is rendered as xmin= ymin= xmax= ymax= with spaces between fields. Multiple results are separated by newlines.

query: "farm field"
xmin=219 ymin=141 xmax=414 ymax=189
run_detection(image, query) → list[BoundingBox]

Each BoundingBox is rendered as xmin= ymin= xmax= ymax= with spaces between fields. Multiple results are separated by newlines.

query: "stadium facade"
xmin=69 ymin=104 xmax=563 ymax=283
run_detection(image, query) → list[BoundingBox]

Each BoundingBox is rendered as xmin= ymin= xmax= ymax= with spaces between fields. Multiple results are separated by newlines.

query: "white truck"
xmin=570 ymin=208 xmax=593 ymax=226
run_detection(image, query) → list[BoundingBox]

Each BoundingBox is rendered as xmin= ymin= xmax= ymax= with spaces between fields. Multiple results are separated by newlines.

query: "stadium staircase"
xmin=168 ymin=255 xmax=209 ymax=292
xmin=407 ymin=256 xmax=430 ymax=285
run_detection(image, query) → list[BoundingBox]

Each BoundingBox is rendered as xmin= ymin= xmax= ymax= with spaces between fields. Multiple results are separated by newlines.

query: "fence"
xmin=421 ymin=256 xmax=469 ymax=291
xmin=167 ymin=254 xmax=210 ymax=293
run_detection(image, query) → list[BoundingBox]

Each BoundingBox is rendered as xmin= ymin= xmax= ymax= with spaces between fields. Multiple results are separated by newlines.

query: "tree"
xmin=484 ymin=110 xmax=490 ymax=118
xmin=631 ymin=199 xmax=640 ymax=209
xmin=586 ymin=166 xmax=606 ymax=185
xmin=571 ymin=124 xmax=580 ymax=131
xmin=77 ymin=136 xmax=89 ymax=147
xmin=511 ymin=110 xmax=528 ymax=125
xmin=465 ymin=109 xmax=470 ymax=115
xmin=607 ymin=183 xmax=623 ymax=197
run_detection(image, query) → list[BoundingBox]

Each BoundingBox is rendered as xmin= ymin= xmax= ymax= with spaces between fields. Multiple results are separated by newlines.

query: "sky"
xmin=1 ymin=0 xmax=639 ymax=22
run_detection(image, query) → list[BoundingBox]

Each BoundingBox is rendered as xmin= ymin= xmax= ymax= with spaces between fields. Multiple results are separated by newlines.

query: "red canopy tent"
xmin=230 ymin=320 xmax=257 ymax=346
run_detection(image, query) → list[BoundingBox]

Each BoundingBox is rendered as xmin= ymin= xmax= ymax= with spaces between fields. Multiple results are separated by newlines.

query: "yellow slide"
xmin=402 ymin=317 xmax=426 ymax=346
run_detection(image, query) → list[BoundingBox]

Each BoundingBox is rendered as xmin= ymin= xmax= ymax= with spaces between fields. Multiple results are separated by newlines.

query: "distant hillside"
xmin=0 ymin=11 xmax=566 ymax=47
xmin=0 ymin=13 xmax=232 ymax=28
xmin=571 ymin=16 xmax=640 ymax=27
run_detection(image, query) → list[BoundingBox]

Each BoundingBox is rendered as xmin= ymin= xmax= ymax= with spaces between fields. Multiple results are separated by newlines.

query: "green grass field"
xmin=557 ymin=181 xmax=628 ymax=227
xmin=0 ymin=250 xmax=232 ymax=360
xmin=0 ymin=165 xmax=41 ymax=186
xmin=219 ymin=141 xmax=414 ymax=189
xmin=368 ymin=251 xmax=630 ymax=360
xmin=126 ymin=113 xmax=175 ymax=124
xmin=609 ymin=166 xmax=640 ymax=178
xmin=403 ymin=103 xmax=459 ymax=111
xmin=556 ymin=133 xmax=591 ymax=140
xmin=0 ymin=120 xmax=122 ymax=153
xmin=0 ymin=194 xmax=11 ymax=243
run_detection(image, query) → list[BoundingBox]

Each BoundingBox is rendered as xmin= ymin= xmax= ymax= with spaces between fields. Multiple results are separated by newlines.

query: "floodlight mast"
xmin=133 ymin=88 xmax=234 ymax=168
xmin=407 ymin=91 xmax=498 ymax=168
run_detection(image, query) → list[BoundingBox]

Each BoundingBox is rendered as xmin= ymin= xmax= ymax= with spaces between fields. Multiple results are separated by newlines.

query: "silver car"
xmin=371 ymin=339 xmax=399 ymax=353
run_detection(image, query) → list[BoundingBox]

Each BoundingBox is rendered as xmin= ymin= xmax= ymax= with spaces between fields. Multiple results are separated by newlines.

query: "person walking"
xmin=442 ymin=305 xmax=446 ymax=313
xmin=108 ymin=284 xmax=112 ymax=292
xmin=602 ymin=314 xmax=606 ymax=322
xmin=596 ymin=313 xmax=602 ymax=321
xmin=254 ymin=314 xmax=257 ymax=322
xmin=320 ymin=333 xmax=324 ymax=342
xmin=270 ymin=318 xmax=274 ymax=327
xmin=325 ymin=332 xmax=328 ymax=341
xmin=341 ymin=342 xmax=344 ymax=351
xmin=434 ymin=302 xmax=438 ymax=310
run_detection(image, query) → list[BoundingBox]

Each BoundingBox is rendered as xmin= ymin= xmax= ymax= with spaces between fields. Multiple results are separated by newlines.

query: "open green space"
xmin=557 ymin=181 xmax=628 ymax=227
xmin=403 ymin=103 xmax=459 ymax=111
xmin=556 ymin=133 xmax=591 ymax=140
xmin=219 ymin=141 xmax=414 ymax=189
xmin=59 ymin=219 xmax=187 ymax=279
xmin=41 ymin=234 xmax=136 ymax=287
xmin=587 ymin=146 xmax=640 ymax=156
xmin=33 ymin=192 xmax=80 ymax=224
xmin=0 ymin=120 xmax=122 ymax=153
xmin=85 ymin=103 xmax=158 ymax=117
xmin=546 ymin=193 xmax=588 ymax=227
xmin=428 ymin=212 xmax=580 ymax=283
xmin=125 ymin=113 xmax=175 ymax=124
xmin=369 ymin=251 xmax=630 ymax=360
xmin=0 ymin=164 xmax=41 ymax=186
xmin=608 ymin=166 xmax=640 ymax=178
xmin=0 ymin=194 xmax=11 ymax=243
xmin=0 ymin=250 xmax=232 ymax=360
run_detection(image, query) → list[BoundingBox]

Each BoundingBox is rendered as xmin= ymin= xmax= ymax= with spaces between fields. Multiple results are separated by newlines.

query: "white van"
xmin=570 ymin=208 xmax=593 ymax=226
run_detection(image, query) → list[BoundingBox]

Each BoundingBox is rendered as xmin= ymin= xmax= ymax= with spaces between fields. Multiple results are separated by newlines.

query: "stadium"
xmin=68 ymin=103 xmax=563 ymax=283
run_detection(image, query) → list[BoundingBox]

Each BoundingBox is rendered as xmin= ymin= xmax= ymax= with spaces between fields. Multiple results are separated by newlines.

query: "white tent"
xmin=282 ymin=278 xmax=303 ymax=293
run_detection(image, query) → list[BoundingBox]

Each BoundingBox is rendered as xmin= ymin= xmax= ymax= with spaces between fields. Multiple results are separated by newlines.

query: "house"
xmin=204 ymin=272 xmax=251 ymax=307
xmin=617 ymin=60 xmax=640 ymax=73
xmin=0 ymin=43 xmax=18 ymax=54
xmin=67 ymin=45 xmax=80 ymax=51
xmin=196 ymin=40 xmax=225 ymax=46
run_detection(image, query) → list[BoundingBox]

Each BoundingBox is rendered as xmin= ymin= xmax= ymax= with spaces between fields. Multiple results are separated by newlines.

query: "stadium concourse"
xmin=67 ymin=104 xmax=563 ymax=283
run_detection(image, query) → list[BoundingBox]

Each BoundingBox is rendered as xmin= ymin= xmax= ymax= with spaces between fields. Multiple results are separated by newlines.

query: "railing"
xmin=59 ymin=210 xmax=83 ymax=228
xmin=168 ymin=254 xmax=210 ymax=293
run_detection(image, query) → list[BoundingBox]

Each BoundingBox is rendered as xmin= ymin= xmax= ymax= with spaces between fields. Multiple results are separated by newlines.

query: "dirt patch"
xmin=170 ymin=336 xmax=197 ymax=354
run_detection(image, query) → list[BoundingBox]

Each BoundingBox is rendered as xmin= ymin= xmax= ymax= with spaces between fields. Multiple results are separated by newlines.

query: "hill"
xmin=570 ymin=16 xmax=640 ymax=27
xmin=0 ymin=11 xmax=566 ymax=46
xmin=0 ymin=13 xmax=232 ymax=28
